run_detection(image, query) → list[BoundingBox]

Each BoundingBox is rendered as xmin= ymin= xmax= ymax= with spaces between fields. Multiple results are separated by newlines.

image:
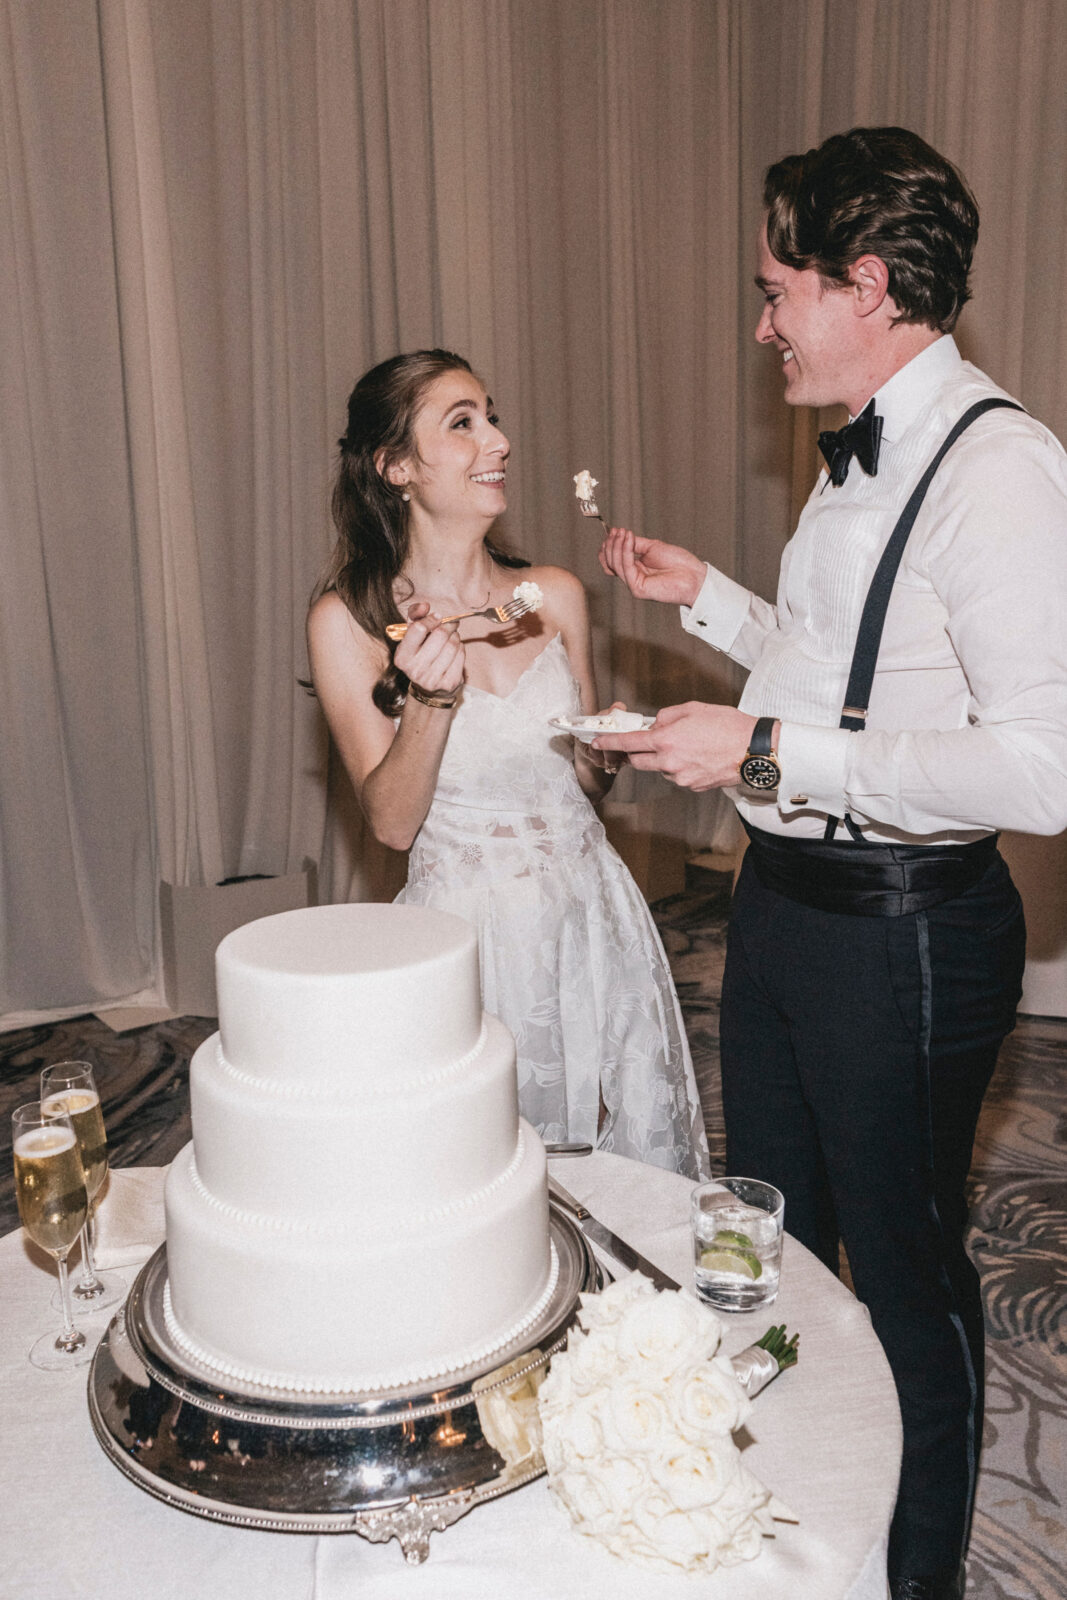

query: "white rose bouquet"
xmin=538 ymin=1274 xmax=781 ymax=1575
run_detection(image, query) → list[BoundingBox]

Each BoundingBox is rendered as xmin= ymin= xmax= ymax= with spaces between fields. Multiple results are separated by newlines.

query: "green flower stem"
xmin=754 ymin=1324 xmax=799 ymax=1371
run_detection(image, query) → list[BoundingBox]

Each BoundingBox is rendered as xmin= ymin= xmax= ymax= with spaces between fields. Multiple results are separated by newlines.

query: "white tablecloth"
xmin=1 ymin=1153 xmax=899 ymax=1600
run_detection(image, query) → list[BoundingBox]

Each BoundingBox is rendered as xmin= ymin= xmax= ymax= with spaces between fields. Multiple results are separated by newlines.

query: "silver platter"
xmin=88 ymin=1202 xmax=600 ymax=1561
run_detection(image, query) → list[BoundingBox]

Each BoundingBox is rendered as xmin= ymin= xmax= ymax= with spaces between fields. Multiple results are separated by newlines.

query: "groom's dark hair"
xmin=763 ymin=126 xmax=979 ymax=333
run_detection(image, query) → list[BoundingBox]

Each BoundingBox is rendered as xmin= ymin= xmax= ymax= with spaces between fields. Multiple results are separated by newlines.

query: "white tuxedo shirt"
xmin=682 ymin=336 xmax=1067 ymax=843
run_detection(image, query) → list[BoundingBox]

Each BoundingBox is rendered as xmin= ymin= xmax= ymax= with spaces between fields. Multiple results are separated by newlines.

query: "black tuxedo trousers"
xmin=720 ymin=846 xmax=1025 ymax=1577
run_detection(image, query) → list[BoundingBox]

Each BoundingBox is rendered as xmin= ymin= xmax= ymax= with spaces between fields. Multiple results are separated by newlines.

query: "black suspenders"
xmin=825 ymin=398 xmax=1025 ymax=842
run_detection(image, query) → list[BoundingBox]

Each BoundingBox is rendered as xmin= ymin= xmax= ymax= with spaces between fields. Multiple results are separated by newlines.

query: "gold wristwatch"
xmin=739 ymin=716 xmax=781 ymax=791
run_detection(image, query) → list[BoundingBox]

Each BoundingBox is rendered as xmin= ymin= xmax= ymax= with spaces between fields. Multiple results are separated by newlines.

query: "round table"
xmin=2 ymin=1152 xmax=899 ymax=1599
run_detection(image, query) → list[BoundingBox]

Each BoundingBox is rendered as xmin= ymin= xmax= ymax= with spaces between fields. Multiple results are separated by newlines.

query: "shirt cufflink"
xmin=681 ymin=565 xmax=748 ymax=644
xmin=776 ymin=723 xmax=851 ymax=816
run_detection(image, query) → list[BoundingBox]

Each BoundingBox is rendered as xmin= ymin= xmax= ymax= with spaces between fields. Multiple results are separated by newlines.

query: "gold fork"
xmin=385 ymin=596 xmax=533 ymax=642
xmin=576 ymin=482 xmax=611 ymax=533
xmin=577 ymin=495 xmax=611 ymax=532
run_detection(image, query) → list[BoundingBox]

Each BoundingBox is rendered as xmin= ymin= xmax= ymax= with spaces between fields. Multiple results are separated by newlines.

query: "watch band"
xmin=748 ymin=716 xmax=776 ymax=757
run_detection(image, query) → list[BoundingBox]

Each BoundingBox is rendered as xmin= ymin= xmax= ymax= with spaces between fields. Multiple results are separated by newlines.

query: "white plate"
xmin=548 ymin=713 xmax=655 ymax=745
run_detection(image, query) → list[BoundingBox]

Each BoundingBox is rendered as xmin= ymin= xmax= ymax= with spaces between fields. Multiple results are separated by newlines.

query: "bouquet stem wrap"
xmin=730 ymin=1343 xmax=781 ymax=1397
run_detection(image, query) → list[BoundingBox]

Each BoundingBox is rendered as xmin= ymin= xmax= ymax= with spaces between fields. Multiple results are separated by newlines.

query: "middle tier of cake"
xmin=189 ymin=1013 xmax=519 ymax=1222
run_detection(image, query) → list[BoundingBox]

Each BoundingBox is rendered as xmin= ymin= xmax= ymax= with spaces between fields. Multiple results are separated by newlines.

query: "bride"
xmin=307 ymin=349 xmax=709 ymax=1180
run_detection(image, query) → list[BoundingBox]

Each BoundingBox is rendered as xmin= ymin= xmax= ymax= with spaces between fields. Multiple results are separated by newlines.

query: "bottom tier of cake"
xmin=162 ymin=1120 xmax=555 ymax=1394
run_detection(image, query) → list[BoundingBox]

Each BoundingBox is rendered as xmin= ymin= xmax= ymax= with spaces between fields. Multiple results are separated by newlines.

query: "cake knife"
xmin=548 ymin=1176 xmax=680 ymax=1292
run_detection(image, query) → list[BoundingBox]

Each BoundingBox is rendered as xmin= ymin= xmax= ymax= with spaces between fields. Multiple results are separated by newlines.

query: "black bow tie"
xmin=818 ymin=400 xmax=883 ymax=487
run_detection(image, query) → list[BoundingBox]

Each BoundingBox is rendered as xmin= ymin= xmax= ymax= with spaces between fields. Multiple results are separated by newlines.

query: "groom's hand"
xmin=594 ymin=704 xmax=762 ymax=793
xmin=598 ymin=528 xmax=707 ymax=608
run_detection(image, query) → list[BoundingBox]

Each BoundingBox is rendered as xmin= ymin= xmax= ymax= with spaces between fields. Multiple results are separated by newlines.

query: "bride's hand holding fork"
xmin=395 ymin=602 xmax=465 ymax=703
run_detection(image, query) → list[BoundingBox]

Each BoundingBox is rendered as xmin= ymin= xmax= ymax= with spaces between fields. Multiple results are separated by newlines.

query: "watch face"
xmin=740 ymin=754 xmax=780 ymax=791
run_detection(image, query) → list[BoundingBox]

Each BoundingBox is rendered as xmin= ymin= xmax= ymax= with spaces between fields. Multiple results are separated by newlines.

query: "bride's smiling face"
xmin=396 ymin=370 xmax=510 ymax=522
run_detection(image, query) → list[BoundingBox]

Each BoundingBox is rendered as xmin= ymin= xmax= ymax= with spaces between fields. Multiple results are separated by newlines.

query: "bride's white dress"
xmin=395 ymin=633 xmax=710 ymax=1180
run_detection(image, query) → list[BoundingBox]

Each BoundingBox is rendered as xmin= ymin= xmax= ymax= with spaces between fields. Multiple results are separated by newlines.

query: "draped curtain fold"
xmin=3 ymin=0 xmax=1066 ymax=1023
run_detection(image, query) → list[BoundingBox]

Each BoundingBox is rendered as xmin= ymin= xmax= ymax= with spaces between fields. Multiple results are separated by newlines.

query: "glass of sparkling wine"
xmin=691 ymin=1178 xmax=785 ymax=1312
xmin=40 ymin=1061 xmax=126 ymax=1314
xmin=12 ymin=1102 xmax=91 ymax=1369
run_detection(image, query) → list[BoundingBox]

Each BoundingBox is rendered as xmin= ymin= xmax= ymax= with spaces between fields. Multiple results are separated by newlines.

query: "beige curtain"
xmin=3 ymin=0 xmax=1066 ymax=1023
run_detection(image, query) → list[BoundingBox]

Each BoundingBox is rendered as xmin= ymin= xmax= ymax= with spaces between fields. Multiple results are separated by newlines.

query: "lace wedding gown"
xmin=396 ymin=633 xmax=710 ymax=1180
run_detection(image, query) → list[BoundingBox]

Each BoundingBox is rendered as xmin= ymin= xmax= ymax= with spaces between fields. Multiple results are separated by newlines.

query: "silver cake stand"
xmin=88 ymin=1202 xmax=600 ymax=1562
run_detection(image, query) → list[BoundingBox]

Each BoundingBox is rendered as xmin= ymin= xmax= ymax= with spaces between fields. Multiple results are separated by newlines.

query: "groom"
xmin=595 ymin=126 xmax=1067 ymax=1600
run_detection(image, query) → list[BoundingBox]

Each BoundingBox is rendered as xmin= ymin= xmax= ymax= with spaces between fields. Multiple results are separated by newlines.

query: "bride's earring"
xmin=401 ymin=491 xmax=410 ymax=502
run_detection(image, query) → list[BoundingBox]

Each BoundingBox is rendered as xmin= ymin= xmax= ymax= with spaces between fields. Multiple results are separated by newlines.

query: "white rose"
xmin=704 ymin=1465 xmax=773 ymax=1565
xmin=716 ymin=1517 xmax=765 ymax=1567
xmin=565 ymin=1328 xmax=625 ymax=1394
xmin=556 ymin=1453 xmax=648 ymax=1537
xmin=628 ymin=1487 xmax=709 ymax=1570
xmin=649 ymin=1432 xmax=740 ymax=1511
xmin=542 ymin=1427 xmax=566 ymax=1479
xmin=577 ymin=1272 xmax=654 ymax=1333
xmin=554 ymin=1466 xmax=621 ymax=1534
xmin=599 ymin=1378 xmax=672 ymax=1455
xmin=720 ymin=1460 xmax=774 ymax=1525
xmin=564 ymin=1396 xmax=603 ymax=1459
xmin=614 ymin=1288 xmax=722 ymax=1375
xmin=541 ymin=1393 xmax=603 ymax=1465
xmin=670 ymin=1354 xmax=753 ymax=1439
xmin=594 ymin=1451 xmax=647 ymax=1508
xmin=536 ymin=1351 xmax=574 ymax=1413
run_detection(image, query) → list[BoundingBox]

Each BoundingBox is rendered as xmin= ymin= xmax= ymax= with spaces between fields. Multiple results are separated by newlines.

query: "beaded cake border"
xmin=181 ymin=1126 xmax=529 ymax=1236
xmin=204 ymin=1018 xmax=491 ymax=1101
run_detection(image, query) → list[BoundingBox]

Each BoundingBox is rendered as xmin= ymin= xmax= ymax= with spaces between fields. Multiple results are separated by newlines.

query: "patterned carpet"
xmin=1 ymin=871 xmax=1064 ymax=1597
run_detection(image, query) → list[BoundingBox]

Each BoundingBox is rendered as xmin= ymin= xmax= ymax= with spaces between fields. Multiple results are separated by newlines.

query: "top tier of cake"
xmin=216 ymin=902 xmax=482 ymax=1087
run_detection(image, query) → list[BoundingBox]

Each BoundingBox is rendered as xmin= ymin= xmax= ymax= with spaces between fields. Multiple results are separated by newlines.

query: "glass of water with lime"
xmin=691 ymin=1178 xmax=784 ymax=1311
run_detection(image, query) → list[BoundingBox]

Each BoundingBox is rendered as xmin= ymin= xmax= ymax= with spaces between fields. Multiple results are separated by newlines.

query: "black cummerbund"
xmin=741 ymin=820 xmax=999 ymax=918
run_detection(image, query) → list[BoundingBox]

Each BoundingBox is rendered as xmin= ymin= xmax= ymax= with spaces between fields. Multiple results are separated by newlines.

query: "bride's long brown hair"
xmin=318 ymin=349 xmax=528 ymax=717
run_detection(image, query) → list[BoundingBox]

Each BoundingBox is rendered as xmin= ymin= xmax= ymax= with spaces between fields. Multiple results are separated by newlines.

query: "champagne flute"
xmin=40 ymin=1061 xmax=126 ymax=1314
xmin=12 ymin=1102 xmax=92 ymax=1369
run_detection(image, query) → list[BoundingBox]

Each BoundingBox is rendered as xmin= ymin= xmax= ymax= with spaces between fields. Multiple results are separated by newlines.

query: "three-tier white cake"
xmin=163 ymin=903 xmax=556 ymax=1393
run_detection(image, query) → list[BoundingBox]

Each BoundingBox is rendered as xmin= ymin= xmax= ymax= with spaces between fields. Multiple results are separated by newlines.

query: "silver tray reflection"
xmin=88 ymin=1203 xmax=599 ymax=1561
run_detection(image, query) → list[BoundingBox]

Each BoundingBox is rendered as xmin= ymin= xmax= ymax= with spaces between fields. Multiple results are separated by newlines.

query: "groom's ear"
xmin=847 ymin=253 xmax=891 ymax=318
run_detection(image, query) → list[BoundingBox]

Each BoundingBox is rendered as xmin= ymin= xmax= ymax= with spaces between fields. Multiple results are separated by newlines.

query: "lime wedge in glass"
xmin=699 ymin=1247 xmax=762 ymax=1280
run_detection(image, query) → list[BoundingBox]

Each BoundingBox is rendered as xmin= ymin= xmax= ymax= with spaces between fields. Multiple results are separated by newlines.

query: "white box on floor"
xmin=159 ymin=869 xmax=316 ymax=1017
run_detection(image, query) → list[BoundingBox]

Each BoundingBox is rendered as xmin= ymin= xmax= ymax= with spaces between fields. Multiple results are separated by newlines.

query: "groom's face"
xmin=754 ymin=224 xmax=859 ymax=411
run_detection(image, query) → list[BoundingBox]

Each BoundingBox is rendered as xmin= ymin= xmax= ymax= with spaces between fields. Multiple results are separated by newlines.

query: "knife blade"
xmin=549 ymin=1175 xmax=680 ymax=1292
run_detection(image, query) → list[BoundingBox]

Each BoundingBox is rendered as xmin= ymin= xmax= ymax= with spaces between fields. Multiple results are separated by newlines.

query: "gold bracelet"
xmin=408 ymin=683 xmax=459 ymax=711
